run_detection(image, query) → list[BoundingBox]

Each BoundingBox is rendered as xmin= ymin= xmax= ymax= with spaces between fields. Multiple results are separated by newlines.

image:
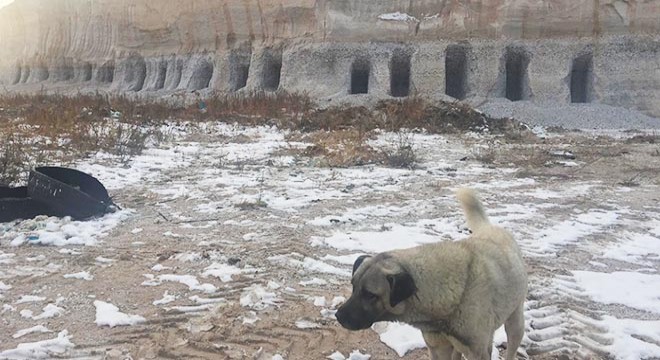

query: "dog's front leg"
xmin=423 ymin=332 xmax=455 ymax=360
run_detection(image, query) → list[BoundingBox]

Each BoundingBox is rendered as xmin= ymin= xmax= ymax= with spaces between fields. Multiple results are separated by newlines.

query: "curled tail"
xmin=456 ymin=188 xmax=490 ymax=232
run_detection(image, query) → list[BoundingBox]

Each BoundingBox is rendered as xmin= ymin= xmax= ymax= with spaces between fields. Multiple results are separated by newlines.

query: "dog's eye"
xmin=362 ymin=290 xmax=378 ymax=301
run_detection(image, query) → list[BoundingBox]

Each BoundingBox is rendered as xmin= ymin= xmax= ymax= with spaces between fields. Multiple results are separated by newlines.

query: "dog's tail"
xmin=456 ymin=188 xmax=490 ymax=232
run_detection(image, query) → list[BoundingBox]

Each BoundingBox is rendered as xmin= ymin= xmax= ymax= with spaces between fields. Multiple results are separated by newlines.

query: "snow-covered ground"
xmin=1 ymin=122 xmax=659 ymax=359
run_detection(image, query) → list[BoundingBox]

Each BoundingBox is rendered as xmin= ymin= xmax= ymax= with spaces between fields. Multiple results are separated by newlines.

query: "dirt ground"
xmin=1 ymin=124 xmax=659 ymax=360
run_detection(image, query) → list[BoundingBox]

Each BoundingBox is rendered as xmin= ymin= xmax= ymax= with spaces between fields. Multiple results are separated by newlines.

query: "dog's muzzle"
xmin=336 ymin=304 xmax=372 ymax=331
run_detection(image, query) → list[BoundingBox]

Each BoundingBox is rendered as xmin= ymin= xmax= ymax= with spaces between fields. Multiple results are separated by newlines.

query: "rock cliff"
xmin=1 ymin=0 xmax=659 ymax=118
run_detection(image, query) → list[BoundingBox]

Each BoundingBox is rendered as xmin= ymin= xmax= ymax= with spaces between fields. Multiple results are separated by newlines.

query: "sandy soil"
xmin=1 ymin=125 xmax=659 ymax=360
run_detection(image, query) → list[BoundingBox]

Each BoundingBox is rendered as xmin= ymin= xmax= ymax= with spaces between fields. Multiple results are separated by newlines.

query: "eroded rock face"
xmin=0 ymin=0 xmax=659 ymax=117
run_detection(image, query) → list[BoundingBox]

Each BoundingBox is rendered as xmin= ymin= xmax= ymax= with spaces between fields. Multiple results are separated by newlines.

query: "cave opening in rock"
xmin=262 ymin=51 xmax=282 ymax=91
xmin=82 ymin=63 xmax=93 ymax=82
xmin=445 ymin=44 xmax=469 ymax=100
xmin=98 ymin=62 xmax=114 ymax=83
xmin=504 ymin=46 xmax=530 ymax=101
xmin=12 ymin=65 xmax=21 ymax=84
xmin=230 ymin=51 xmax=251 ymax=92
xmin=35 ymin=66 xmax=49 ymax=82
xmin=20 ymin=66 xmax=30 ymax=83
xmin=390 ymin=51 xmax=411 ymax=97
xmin=154 ymin=60 xmax=167 ymax=90
xmin=124 ymin=55 xmax=146 ymax=91
xmin=350 ymin=58 xmax=370 ymax=95
xmin=189 ymin=59 xmax=214 ymax=90
xmin=63 ymin=64 xmax=74 ymax=81
xmin=570 ymin=53 xmax=593 ymax=103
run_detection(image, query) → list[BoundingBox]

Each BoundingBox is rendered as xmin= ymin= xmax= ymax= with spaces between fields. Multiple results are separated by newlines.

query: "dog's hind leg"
xmin=504 ymin=302 xmax=525 ymax=360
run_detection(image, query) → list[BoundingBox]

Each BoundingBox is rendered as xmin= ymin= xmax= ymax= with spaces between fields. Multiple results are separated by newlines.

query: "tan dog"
xmin=336 ymin=188 xmax=527 ymax=360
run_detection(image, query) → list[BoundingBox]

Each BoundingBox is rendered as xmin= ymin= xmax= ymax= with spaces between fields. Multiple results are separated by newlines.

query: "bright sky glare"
xmin=0 ymin=0 xmax=14 ymax=9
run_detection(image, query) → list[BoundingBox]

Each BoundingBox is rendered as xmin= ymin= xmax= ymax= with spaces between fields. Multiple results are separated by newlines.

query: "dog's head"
xmin=336 ymin=254 xmax=417 ymax=330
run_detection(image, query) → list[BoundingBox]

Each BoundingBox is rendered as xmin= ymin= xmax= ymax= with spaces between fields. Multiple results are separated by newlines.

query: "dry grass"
xmin=0 ymin=93 xmax=169 ymax=183
xmin=625 ymin=134 xmax=659 ymax=144
xmin=296 ymin=130 xmax=382 ymax=168
xmin=1 ymin=92 xmax=532 ymax=181
xmin=380 ymin=131 xmax=419 ymax=169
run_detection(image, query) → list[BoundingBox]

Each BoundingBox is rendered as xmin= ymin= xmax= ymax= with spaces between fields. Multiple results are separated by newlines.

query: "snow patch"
xmin=141 ymin=274 xmax=217 ymax=293
xmin=16 ymin=295 xmax=46 ymax=304
xmin=377 ymin=12 xmax=418 ymax=22
xmin=94 ymin=300 xmax=146 ymax=328
xmin=12 ymin=325 xmax=52 ymax=339
xmin=63 ymin=271 xmax=93 ymax=281
xmin=372 ymin=322 xmax=426 ymax=357
xmin=0 ymin=330 xmax=74 ymax=359
xmin=240 ymin=284 xmax=281 ymax=310
xmin=570 ymin=271 xmax=660 ymax=313
xmin=7 ymin=211 xmax=132 ymax=247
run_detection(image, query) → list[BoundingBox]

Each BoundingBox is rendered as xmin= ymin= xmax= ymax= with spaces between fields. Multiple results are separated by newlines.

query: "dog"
xmin=336 ymin=188 xmax=527 ymax=360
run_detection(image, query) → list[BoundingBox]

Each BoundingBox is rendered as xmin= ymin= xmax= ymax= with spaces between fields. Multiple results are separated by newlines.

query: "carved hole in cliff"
xmin=124 ymin=55 xmax=147 ymax=91
xmin=20 ymin=66 xmax=30 ymax=83
xmin=230 ymin=51 xmax=251 ymax=92
xmin=64 ymin=65 xmax=74 ymax=81
xmin=54 ymin=63 xmax=74 ymax=82
xmin=12 ymin=65 xmax=21 ymax=85
xmin=445 ymin=44 xmax=469 ymax=100
xmin=350 ymin=59 xmax=370 ymax=95
xmin=262 ymin=52 xmax=282 ymax=91
xmin=82 ymin=63 xmax=93 ymax=82
xmin=390 ymin=51 xmax=411 ymax=97
xmin=153 ymin=60 xmax=167 ymax=90
xmin=189 ymin=59 xmax=214 ymax=91
xmin=504 ymin=47 xmax=530 ymax=101
xmin=35 ymin=66 xmax=49 ymax=82
xmin=98 ymin=62 xmax=114 ymax=83
xmin=570 ymin=53 xmax=593 ymax=103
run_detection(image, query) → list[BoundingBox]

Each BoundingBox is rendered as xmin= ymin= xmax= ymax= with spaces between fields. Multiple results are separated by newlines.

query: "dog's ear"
xmin=352 ymin=255 xmax=371 ymax=275
xmin=387 ymin=271 xmax=417 ymax=307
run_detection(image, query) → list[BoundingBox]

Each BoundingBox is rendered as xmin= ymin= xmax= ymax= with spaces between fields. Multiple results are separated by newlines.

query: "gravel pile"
xmin=477 ymin=99 xmax=660 ymax=130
